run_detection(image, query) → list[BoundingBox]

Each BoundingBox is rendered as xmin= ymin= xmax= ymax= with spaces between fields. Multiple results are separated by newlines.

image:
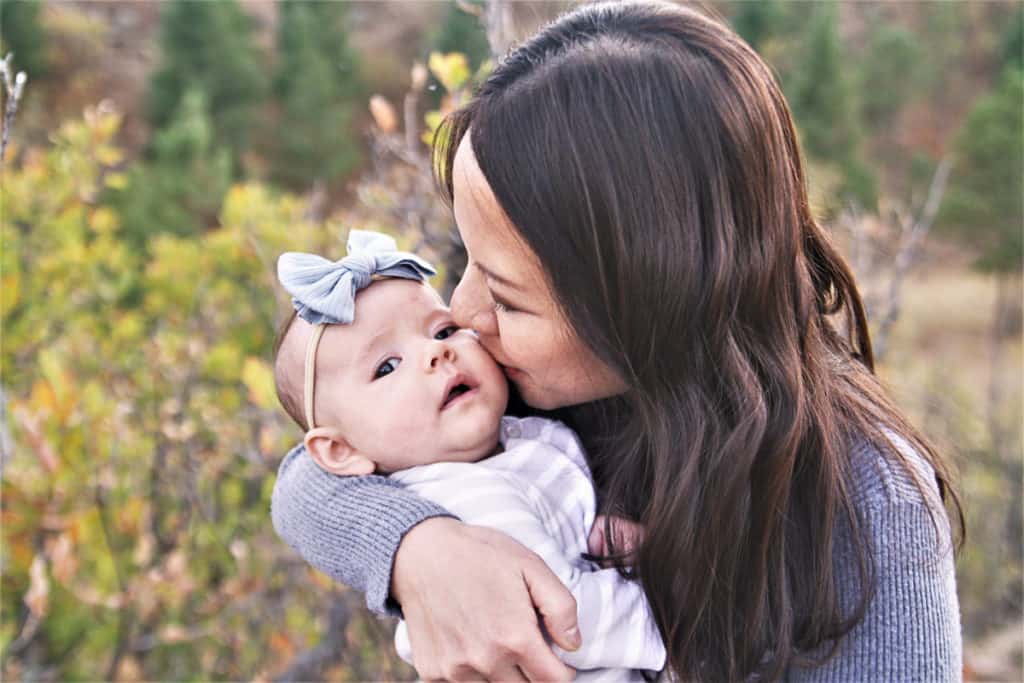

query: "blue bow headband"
xmin=278 ymin=229 xmax=436 ymax=325
xmin=277 ymin=230 xmax=437 ymax=429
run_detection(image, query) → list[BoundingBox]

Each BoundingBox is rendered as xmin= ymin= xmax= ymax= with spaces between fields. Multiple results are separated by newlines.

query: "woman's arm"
xmin=786 ymin=444 xmax=962 ymax=683
xmin=271 ymin=443 xmax=454 ymax=614
xmin=788 ymin=502 xmax=961 ymax=681
xmin=272 ymin=444 xmax=581 ymax=680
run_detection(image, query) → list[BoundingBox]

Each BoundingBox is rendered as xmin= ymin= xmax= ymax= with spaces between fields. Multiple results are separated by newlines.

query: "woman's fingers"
xmin=391 ymin=518 xmax=577 ymax=681
xmin=587 ymin=517 xmax=608 ymax=557
xmin=521 ymin=554 xmax=581 ymax=653
xmin=489 ymin=664 xmax=530 ymax=682
xmin=589 ymin=514 xmax=646 ymax=566
xmin=514 ymin=638 xmax=575 ymax=681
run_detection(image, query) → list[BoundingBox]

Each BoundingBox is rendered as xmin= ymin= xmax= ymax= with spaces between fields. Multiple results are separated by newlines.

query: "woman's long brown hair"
xmin=435 ymin=2 xmax=962 ymax=679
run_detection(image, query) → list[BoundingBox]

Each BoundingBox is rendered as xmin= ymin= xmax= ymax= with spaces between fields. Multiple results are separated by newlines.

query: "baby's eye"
xmin=434 ymin=325 xmax=459 ymax=340
xmin=374 ymin=357 xmax=401 ymax=379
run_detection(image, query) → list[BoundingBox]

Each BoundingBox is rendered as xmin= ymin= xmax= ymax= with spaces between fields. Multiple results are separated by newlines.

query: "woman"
xmin=271 ymin=2 xmax=963 ymax=680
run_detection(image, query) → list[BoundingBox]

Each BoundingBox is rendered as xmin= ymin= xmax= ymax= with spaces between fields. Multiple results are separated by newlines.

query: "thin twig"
xmin=873 ymin=156 xmax=952 ymax=359
xmin=0 ymin=52 xmax=28 ymax=162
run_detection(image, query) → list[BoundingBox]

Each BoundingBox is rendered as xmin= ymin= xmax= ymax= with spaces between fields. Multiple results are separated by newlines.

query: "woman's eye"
xmin=434 ymin=325 xmax=459 ymax=340
xmin=374 ymin=357 xmax=401 ymax=379
xmin=493 ymin=300 xmax=513 ymax=314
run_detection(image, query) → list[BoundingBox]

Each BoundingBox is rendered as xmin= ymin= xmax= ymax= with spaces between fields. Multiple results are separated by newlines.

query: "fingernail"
xmin=566 ymin=626 xmax=581 ymax=646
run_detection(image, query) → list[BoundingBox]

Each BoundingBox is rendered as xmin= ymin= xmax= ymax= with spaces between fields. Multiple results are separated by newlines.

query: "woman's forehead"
xmin=452 ymin=136 xmax=542 ymax=279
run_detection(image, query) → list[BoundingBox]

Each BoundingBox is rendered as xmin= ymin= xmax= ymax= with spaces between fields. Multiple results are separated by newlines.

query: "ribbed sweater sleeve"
xmin=785 ymin=438 xmax=962 ymax=682
xmin=270 ymin=443 xmax=456 ymax=616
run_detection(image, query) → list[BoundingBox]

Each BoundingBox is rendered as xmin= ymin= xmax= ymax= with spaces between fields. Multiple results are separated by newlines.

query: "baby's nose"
xmin=427 ymin=344 xmax=457 ymax=370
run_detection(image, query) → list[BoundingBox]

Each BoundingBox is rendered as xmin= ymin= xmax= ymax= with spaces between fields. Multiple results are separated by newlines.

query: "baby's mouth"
xmin=441 ymin=374 xmax=477 ymax=410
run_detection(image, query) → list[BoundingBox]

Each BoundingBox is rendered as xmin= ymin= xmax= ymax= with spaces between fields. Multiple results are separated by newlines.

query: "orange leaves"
xmin=268 ymin=630 xmax=297 ymax=661
xmin=369 ymin=95 xmax=398 ymax=134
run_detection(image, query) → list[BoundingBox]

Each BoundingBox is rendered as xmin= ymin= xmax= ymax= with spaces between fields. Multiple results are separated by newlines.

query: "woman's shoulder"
xmin=844 ymin=430 xmax=944 ymax=513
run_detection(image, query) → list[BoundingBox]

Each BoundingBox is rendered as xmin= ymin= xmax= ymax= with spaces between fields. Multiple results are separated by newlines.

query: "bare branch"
xmin=483 ymin=0 xmax=515 ymax=60
xmin=871 ymin=156 xmax=953 ymax=359
xmin=273 ymin=593 xmax=353 ymax=682
xmin=1 ymin=52 xmax=28 ymax=162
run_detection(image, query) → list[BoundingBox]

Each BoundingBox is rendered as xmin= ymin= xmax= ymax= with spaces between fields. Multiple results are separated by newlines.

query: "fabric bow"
xmin=277 ymin=230 xmax=436 ymax=325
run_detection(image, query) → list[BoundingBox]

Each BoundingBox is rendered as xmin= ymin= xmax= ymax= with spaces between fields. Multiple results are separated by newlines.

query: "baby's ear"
xmin=304 ymin=427 xmax=376 ymax=476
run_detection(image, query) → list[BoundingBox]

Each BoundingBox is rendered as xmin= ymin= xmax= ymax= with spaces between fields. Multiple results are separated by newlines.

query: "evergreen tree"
xmin=429 ymin=0 xmax=490 ymax=70
xmin=1002 ymin=4 xmax=1023 ymax=71
xmin=270 ymin=0 xmax=363 ymax=190
xmin=786 ymin=2 xmax=876 ymax=208
xmin=939 ymin=67 xmax=1023 ymax=275
xmin=146 ymin=0 xmax=265 ymax=175
xmin=0 ymin=0 xmax=48 ymax=79
xmin=730 ymin=0 xmax=785 ymax=53
xmin=858 ymin=24 xmax=920 ymax=130
xmin=114 ymin=88 xmax=232 ymax=247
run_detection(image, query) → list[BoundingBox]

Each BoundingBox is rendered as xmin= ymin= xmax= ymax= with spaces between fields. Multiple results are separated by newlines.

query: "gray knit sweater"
xmin=270 ymin=435 xmax=961 ymax=681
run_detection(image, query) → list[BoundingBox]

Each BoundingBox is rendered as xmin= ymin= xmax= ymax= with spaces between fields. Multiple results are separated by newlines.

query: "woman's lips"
xmin=502 ymin=365 xmax=523 ymax=380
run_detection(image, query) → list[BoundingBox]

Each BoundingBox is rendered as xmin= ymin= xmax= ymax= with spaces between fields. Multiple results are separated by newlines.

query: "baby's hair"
xmin=272 ymin=308 xmax=308 ymax=432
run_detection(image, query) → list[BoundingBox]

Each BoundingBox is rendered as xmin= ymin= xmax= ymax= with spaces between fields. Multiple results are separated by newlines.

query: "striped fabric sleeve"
xmin=392 ymin=439 xmax=666 ymax=671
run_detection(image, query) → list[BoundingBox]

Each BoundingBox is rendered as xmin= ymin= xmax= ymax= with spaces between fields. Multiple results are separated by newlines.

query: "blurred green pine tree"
xmin=1002 ymin=4 xmax=1023 ymax=71
xmin=146 ymin=0 xmax=265 ymax=176
xmin=0 ymin=0 xmax=48 ymax=79
xmin=730 ymin=0 xmax=786 ymax=53
xmin=787 ymin=2 xmax=876 ymax=209
xmin=269 ymin=0 xmax=364 ymax=191
xmin=114 ymin=88 xmax=232 ymax=247
xmin=429 ymin=0 xmax=490 ymax=69
xmin=858 ymin=24 xmax=921 ymax=130
xmin=939 ymin=67 xmax=1024 ymax=275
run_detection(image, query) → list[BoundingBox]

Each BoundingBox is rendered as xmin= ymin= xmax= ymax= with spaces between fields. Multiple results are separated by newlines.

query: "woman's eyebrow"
xmin=475 ymin=262 xmax=526 ymax=294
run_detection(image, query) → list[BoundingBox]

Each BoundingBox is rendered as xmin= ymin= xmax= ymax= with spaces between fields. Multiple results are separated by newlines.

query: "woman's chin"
xmin=515 ymin=382 xmax=562 ymax=411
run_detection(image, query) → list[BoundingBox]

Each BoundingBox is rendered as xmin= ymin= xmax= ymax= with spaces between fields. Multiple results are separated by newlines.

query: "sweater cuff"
xmin=270 ymin=444 xmax=457 ymax=617
xmin=360 ymin=489 xmax=457 ymax=616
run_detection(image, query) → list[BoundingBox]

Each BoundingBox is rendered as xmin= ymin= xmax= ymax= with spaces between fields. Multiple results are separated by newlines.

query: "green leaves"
xmin=1 ymin=106 xmax=402 ymax=679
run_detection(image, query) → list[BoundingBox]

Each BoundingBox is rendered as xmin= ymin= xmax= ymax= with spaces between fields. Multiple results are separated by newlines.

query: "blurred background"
xmin=0 ymin=0 xmax=1020 ymax=680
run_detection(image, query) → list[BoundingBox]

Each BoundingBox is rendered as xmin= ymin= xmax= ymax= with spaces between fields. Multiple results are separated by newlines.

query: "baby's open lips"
xmin=441 ymin=373 xmax=478 ymax=409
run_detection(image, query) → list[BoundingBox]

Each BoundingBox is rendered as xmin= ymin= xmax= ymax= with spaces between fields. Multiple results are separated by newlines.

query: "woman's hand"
xmin=391 ymin=517 xmax=580 ymax=681
xmin=587 ymin=515 xmax=645 ymax=567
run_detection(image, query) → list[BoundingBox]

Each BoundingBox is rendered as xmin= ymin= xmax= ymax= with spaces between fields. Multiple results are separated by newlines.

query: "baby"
xmin=272 ymin=231 xmax=664 ymax=679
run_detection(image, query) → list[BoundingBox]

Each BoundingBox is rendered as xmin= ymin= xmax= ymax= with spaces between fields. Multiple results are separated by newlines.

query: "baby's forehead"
xmin=316 ymin=279 xmax=449 ymax=362
xmin=355 ymin=278 xmax=448 ymax=320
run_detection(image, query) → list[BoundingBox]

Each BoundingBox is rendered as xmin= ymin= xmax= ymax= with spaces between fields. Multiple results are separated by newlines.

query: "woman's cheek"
xmin=502 ymin=317 xmax=545 ymax=370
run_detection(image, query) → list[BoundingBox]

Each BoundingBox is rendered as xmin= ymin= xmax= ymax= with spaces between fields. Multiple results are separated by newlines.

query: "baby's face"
xmin=311 ymin=279 xmax=508 ymax=471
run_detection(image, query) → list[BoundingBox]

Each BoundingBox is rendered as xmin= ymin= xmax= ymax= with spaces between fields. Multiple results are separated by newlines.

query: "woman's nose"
xmin=450 ymin=268 xmax=499 ymax=337
xmin=426 ymin=343 xmax=457 ymax=371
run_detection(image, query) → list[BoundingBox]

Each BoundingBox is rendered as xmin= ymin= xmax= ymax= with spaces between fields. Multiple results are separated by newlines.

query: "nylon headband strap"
xmin=303 ymin=323 xmax=327 ymax=430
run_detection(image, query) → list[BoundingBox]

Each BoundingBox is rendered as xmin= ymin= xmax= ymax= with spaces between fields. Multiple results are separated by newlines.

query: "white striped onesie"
xmin=391 ymin=416 xmax=666 ymax=681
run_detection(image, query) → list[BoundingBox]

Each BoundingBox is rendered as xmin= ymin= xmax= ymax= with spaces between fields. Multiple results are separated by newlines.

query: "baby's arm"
xmin=270 ymin=443 xmax=454 ymax=614
xmin=532 ymin=534 xmax=666 ymax=672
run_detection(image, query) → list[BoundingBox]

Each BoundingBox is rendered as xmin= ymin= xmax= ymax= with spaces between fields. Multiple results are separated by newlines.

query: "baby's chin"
xmin=380 ymin=434 xmax=502 ymax=473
